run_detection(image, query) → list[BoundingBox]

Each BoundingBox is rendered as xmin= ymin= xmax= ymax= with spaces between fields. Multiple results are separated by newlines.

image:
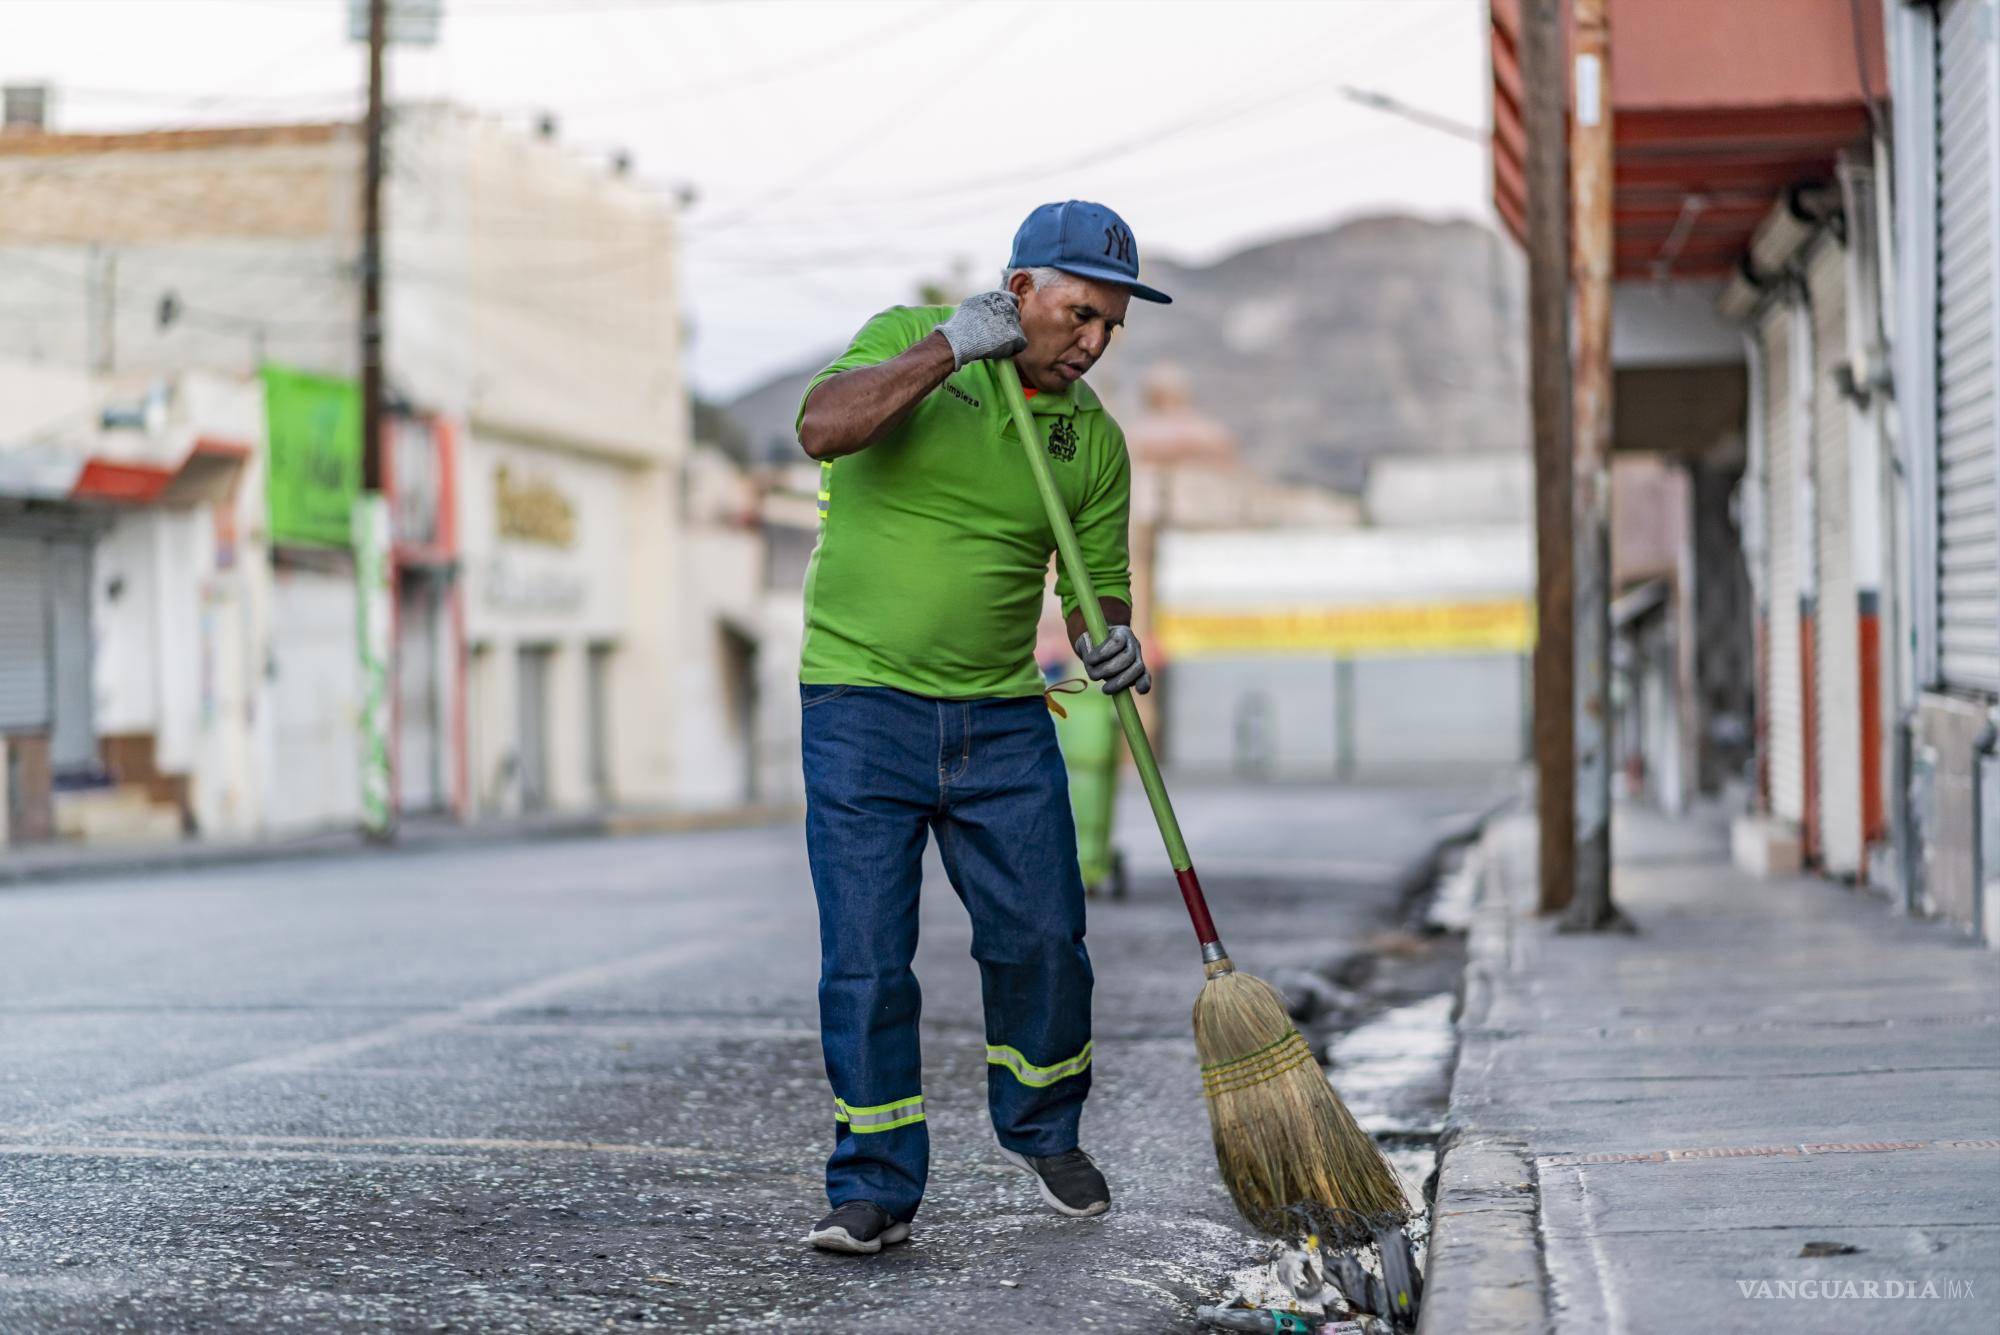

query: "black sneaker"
xmin=998 ymin=1146 xmax=1111 ymax=1218
xmin=805 ymin=1201 xmax=911 ymax=1255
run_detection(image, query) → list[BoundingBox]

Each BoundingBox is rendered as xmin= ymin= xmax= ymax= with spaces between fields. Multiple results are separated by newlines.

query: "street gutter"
xmin=1415 ymin=818 xmax=1552 ymax=1334
xmin=1201 ymin=792 xmax=1521 ymax=1331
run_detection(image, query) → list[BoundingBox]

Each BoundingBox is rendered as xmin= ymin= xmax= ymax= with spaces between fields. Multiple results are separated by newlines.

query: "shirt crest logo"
xmin=1046 ymin=417 xmax=1079 ymax=463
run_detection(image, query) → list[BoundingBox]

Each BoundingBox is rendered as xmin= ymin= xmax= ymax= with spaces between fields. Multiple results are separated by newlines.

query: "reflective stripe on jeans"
xmin=834 ymin=1094 xmax=926 ymax=1133
xmin=986 ymin=1040 xmax=1093 ymax=1088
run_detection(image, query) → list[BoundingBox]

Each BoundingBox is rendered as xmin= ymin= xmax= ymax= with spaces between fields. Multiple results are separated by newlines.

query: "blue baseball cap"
xmin=1008 ymin=200 xmax=1172 ymax=304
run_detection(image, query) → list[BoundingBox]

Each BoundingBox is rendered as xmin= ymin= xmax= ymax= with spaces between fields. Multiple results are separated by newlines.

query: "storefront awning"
xmin=0 ymin=437 xmax=248 ymax=508
xmin=1490 ymin=0 xmax=1885 ymax=280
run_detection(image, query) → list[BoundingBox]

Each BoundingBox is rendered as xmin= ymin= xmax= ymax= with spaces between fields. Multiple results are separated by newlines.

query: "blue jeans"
xmin=800 ymin=683 xmax=1094 ymax=1223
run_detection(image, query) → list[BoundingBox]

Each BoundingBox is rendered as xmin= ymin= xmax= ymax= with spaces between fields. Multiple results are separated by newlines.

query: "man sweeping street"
xmin=792 ymin=201 xmax=1170 ymax=1255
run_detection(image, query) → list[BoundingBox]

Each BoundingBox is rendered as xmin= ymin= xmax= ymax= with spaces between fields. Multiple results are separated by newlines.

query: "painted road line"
xmin=0 ymin=1143 xmax=464 ymax=1167
xmin=0 ymin=1129 xmax=707 ymax=1157
xmin=22 ymin=929 xmax=775 ymax=1137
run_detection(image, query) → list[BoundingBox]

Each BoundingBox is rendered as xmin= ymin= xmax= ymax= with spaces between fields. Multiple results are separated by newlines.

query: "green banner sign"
xmin=262 ymin=365 xmax=361 ymax=548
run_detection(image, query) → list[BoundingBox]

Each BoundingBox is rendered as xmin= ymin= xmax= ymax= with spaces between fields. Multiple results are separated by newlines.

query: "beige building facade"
xmin=0 ymin=102 xmax=700 ymax=840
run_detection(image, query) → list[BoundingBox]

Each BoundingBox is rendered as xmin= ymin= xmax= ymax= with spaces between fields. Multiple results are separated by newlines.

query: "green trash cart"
xmin=1049 ymin=674 xmax=1127 ymax=899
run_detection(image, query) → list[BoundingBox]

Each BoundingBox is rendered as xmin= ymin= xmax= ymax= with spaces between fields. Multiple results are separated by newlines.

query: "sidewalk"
xmin=0 ymin=803 xmax=799 ymax=887
xmin=1421 ymin=804 xmax=2000 ymax=1333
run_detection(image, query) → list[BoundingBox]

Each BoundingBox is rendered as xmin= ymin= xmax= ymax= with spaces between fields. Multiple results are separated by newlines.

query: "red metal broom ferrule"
xmin=1176 ymin=866 xmax=1229 ymax=968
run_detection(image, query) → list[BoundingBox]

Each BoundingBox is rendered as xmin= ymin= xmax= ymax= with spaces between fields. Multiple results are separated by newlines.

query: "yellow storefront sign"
xmin=1156 ymin=599 xmax=1536 ymax=658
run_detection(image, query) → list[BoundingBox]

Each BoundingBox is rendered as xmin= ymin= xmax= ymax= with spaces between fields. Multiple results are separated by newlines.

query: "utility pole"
xmin=362 ymin=0 xmax=385 ymax=494
xmin=1567 ymin=0 xmax=1622 ymax=928
xmin=1522 ymin=0 xmax=1576 ymax=914
xmin=354 ymin=0 xmax=396 ymax=841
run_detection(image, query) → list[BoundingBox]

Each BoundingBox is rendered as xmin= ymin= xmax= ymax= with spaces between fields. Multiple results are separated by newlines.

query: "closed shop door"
xmin=1351 ymin=654 xmax=1526 ymax=771
xmin=1811 ymin=241 xmax=1865 ymax=875
xmin=0 ymin=537 xmax=50 ymax=733
xmin=587 ymin=642 xmax=616 ymax=805
xmin=1163 ymin=657 xmax=1338 ymax=778
xmin=1761 ymin=303 xmax=1807 ymax=824
xmin=267 ymin=567 xmax=362 ymax=832
xmin=1935 ymin=0 xmax=2000 ymax=694
xmin=517 ymin=646 xmax=552 ymax=812
xmin=48 ymin=538 xmax=96 ymax=775
xmin=396 ymin=576 xmax=442 ymax=814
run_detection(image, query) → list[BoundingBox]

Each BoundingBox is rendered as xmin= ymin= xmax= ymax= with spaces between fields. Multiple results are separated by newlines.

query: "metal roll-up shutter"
xmin=1935 ymin=0 xmax=2000 ymax=694
xmin=1810 ymin=239 xmax=1863 ymax=875
xmin=48 ymin=537 xmax=96 ymax=774
xmin=0 ymin=537 xmax=51 ymax=732
xmin=1762 ymin=302 xmax=1807 ymax=824
xmin=267 ymin=567 xmax=362 ymax=832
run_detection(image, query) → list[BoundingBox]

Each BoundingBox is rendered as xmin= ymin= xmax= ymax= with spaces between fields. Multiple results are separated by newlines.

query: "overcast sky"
xmin=4 ymin=0 xmax=1494 ymax=397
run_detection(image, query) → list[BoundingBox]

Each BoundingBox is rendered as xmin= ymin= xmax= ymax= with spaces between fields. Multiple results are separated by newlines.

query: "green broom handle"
xmin=993 ymin=358 xmax=1226 ymax=959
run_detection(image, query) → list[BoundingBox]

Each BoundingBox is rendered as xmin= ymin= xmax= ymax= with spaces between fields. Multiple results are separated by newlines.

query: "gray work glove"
xmin=936 ymin=290 xmax=1027 ymax=369
xmin=1076 ymin=625 xmax=1151 ymax=696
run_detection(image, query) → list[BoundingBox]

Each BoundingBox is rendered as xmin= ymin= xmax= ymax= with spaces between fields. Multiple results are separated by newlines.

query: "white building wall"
xmin=1365 ymin=454 xmax=1532 ymax=528
xmin=457 ymin=426 xmax=683 ymax=812
xmin=466 ymin=640 xmax=514 ymax=814
xmin=398 ymin=107 xmax=692 ymax=811
xmin=1611 ymin=278 xmax=1742 ymax=366
xmin=1761 ymin=300 xmax=1807 ymax=826
xmin=0 ymin=132 xmax=361 ymax=381
xmin=92 ymin=515 xmax=164 ymax=740
xmin=1155 ymin=525 xmax=1533 ymax=774
xmin=1158 ymin=525 xmax=1533 ymax=609
xmin=262 ymin=565 xmax=361 ymax=833
xmin=388 ymin=107 xmax=686 ymax=465
xmin=1810 ymin=237 xmax=1865 ymax=876
xmin=543 ymin=640 xmax=591 ymax=810
xmin=674 ymin=524 xmax=766 ymax=810
xmin=1 ymin=111 xmax=705 ymax=823
xmin=191 ymin=555 xmax=261 ymax=838
xmin=756 ymin=594 xmax=807 ymax=808
xmin=148 ymin=510 xmax=209 ymax=782
xmin=612 ymin=463 xmax=680 ymax=808
xmin=3 ymin=360 xmax=272 ymax=840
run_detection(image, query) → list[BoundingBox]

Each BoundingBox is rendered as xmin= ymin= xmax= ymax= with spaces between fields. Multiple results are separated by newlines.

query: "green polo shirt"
xmin=794 ymin=304 xmax=1132 ymax=700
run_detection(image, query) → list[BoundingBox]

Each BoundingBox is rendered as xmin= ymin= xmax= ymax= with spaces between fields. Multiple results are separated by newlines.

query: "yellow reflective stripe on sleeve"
xmin=985 ymin=1040 xmax=1093 ymax=1088
xmin=834 ymin=1094 xmax=925 ymax=1133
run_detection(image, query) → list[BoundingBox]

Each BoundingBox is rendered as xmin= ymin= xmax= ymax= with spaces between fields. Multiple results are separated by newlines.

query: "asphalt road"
xmin=0 ymin=778 xmax=1505 ymax=1333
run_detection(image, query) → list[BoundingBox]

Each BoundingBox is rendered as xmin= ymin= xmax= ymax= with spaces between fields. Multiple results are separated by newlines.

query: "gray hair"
xmin=1001 ymin=265 xmax=1067 ymax=291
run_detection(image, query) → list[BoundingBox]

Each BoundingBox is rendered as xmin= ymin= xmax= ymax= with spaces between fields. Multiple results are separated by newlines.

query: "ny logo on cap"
xmin=1102 ymin=224 xmax=1134 ymax=265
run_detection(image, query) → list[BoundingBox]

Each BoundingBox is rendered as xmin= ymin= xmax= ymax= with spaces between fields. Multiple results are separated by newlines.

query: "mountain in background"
xmin=718 ymin=215 xmax=1527 ymax=493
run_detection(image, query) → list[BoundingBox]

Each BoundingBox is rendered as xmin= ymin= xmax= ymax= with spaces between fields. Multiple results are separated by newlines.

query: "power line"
xmin=680 ymin=83 xmax=1484 ymax=248
xmin=1 ymin=106 xmax=1480 ymax=300
xmin=667 ymin=1 xmax=1029 ymax=235
xmin=512 ymin=0 xmax=966 ymax=110
xmin=1337 ymin=85 xmax=1484 ymax=143
xmin=679 ymin=74 xmax=1342 ymax=243
xmin=40 ymin=0 xmax=949 ymax=115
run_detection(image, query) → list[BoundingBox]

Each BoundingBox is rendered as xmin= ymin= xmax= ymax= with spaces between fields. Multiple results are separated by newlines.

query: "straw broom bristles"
xmin=1193 ymin=965 xmax=1409 ymax=1247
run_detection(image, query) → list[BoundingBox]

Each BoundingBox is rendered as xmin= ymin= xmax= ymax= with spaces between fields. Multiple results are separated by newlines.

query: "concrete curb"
xmin=0 ymin=804 xmax=801 ymax=889
xmin=1418 ymin=815 xmax=1551 ymax=1334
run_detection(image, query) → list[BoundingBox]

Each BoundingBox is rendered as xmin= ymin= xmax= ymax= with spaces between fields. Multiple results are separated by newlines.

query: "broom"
xmin=994 ymin=358 xmax=1408 ymax=1248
